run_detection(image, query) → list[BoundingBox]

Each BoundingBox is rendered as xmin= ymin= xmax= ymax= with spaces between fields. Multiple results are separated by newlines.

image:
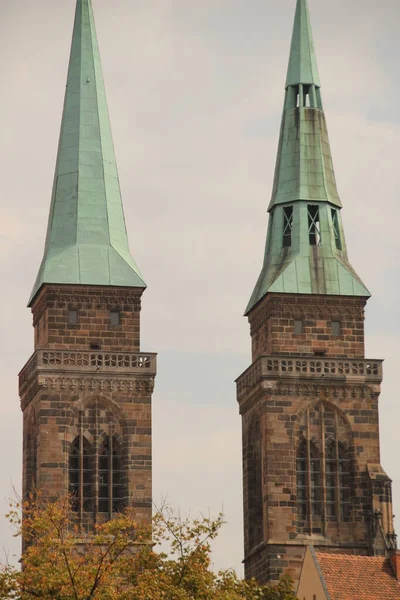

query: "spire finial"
xmin=286 ymin=0 xmax=320 ymax=88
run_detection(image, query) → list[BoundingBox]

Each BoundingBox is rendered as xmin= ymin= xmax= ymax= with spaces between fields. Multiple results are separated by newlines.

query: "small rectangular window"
xmin=308 ymin=205 xmax=321 ymax=246
xmin=110 ymin=310 xmax=121 ymax=326
xmin=332 ymin=321 xmax=341 ymax=337
xmin=294 ymin=319 xmax=303 ymax=334
xmin=68 ymin=310 xmax=78 ymax=326
xmin=90 ymin=343 xmax=101 ymax=351
xmin=331 ymin=209 xmax=342 ymax=250
xmin=283 ymin=206 xmax=293 ymax=248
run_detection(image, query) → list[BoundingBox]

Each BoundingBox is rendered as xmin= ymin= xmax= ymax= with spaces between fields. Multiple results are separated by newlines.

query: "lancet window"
xmin=296 ymin=403 xmax=352 ymax=533
xmin=331 ymin=209 xmax=342 ymax=251
xmin=69 ymin=434 xmax=124 ymax=517
xmin=68 ymin=400 xmax=126 ymax=521
xmin=308 ymin=205 xmax=321 ymax=246
xmin=69 ymin=436 xmax=93 ymax=513
xmin=98 ymin=436 xmax=124 ymax=514
xmin=283 ymin=206 xmax=293 ymax=248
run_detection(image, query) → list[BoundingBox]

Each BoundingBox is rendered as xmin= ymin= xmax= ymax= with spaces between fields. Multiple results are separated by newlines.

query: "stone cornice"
xmin=20 ymin=373 xmax=155 ymax=411
xmin=238 ymin=381 xmax=379 ymax=415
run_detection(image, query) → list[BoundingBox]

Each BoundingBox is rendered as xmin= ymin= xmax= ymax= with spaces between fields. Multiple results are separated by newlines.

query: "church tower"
xmin=237 ymin=0 xmax=394 ymax=586
xmin=19 ymin=0 xmax=155 ymax=528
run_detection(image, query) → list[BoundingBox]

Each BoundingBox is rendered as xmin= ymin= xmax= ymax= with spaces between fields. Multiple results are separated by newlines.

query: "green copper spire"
xmin=246 ymin=0 xmax=369 ymax=315
xmin=286 ymin=0 xmax=320 ymax=88
xmin=29 ymin=0 xmax=145 ymax=305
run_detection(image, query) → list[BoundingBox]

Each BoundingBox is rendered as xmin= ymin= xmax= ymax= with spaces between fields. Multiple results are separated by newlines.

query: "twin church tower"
xmin=19 ymin=0 xmax=394 ymax=586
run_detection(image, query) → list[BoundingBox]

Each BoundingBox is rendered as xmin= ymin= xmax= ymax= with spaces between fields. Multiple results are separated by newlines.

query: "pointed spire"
xmin=29 ymin=0 xmax=145 ymax=305
xmin=286 ymin=0 xmax=320 ymax=88
xmin=245 ymin=0 xmax=369 ymax=315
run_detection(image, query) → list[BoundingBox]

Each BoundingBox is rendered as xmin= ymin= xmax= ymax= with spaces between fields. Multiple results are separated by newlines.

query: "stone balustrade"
xmin=236 ymin=355 xmax=383 ymax=397
xmin=19 ymin=349 xmax=157 ymax=393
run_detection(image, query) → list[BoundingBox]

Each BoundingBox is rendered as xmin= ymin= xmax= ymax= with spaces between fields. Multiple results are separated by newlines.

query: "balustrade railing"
xmin=236 ymin=355 xmax=382 ymax=395
xmin=19 ymin=349 xmax=157 ymax=390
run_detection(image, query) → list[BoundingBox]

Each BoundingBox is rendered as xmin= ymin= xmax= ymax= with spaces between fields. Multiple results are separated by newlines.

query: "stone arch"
xmin=67 ymin=394 xmax=127 ymax=431
xmin=293 ymin=399 xmax=353 ymax=450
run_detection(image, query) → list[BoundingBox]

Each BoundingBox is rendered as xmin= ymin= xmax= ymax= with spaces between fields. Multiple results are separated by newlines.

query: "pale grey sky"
xmin=0 ymin=0 xmax=399 ymax=574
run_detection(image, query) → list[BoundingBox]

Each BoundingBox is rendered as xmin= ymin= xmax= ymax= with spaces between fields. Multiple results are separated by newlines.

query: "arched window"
xmin=98 ymin=436 xmax=124 ymax=514
xmin=296 ymin=403 xmax=352 ymax=532
xmin=69 ymin=436 xmax=92 ymax=512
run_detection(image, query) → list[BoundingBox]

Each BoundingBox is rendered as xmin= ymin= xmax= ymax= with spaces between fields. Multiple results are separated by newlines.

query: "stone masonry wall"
xmin=239 ymin=292 xmax=392 ymax=588
xmin=32 ymin=285 xmax=142 ymax=352
xmin=21 ymin=284 xmax=154 ymax=528
xmin=249 ymin=294 xmax=367 ymax=362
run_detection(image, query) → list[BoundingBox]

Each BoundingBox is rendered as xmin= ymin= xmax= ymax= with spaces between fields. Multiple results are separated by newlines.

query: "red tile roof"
xmin=316 ymin=553 xmax=400 ymax=600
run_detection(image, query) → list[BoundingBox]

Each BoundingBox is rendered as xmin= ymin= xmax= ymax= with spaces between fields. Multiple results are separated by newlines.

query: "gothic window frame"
xmin=283 ymin=206 xmax=293 ymax=248
xmin=98 ymin=434 xmax=124 ymax=515
xmin=296 ymin=439 xmax=322 ymax=529
xmin=308 ymin=205 xmax=321 ymax=246
xmin=331 ymin=209 xmax=342 ymax=251
xmin=296 ymin=403 xmax=352 ymax=533
xmin=69 ymin=435 xmax=93 ymax=514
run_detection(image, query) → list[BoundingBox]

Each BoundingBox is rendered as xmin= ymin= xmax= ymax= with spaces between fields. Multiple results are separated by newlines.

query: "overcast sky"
xmin=0 ymin=0 xmax=399 ymax=574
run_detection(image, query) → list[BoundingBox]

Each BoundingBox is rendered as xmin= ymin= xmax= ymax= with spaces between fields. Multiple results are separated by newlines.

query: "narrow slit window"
xmin=68 ymin=309 xmax=78 ymax=326
xmin=112 ymin=438 xmax=124 ymax=513
xmin=296 ymin=441 xmax=322 ymax=522
xmin=98 ymin=436 xmax=124 ymax=515
xmin=332 ymin=321 xmax=341 ymax=337
xmin=283 ymin=206 xmax=293 ymax=248
xmin=310 ymin=446 xmax=322 ymax=518
xmin=296 ymin=441 xmax=307 ymax=521
xmin=331 ymin=209 xmax=342 ymax=250
xmin=325 ymin=441 xmax=337 ymax=518
xmin=69 ymin=436 xmax=92 ymax=513
xmin=294 ymin=319 xmax=303 ymax=335
xmin=110 ymin=310 xmax=121 ymax=326
xmin=339 ymin=444 xmax=351 ymax=520
xmin=98 ymin=437 xmax=110 ymax=514
xmin=308 ymin=206 xmax=321 ymax=246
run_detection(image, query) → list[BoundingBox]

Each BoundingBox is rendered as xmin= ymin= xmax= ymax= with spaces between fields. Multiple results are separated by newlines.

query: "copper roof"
xmin=29 ymin=0 xmax=146 ymax=306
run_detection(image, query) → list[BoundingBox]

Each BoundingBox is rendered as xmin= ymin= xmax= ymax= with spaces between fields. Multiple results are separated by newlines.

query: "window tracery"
xmin=296 ymin=402 xmax=352 ymax=533
xmin=68 ymin=399 xmax=125 ymax=521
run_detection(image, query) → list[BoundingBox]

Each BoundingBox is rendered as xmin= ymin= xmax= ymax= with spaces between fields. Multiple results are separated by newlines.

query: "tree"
xmin=0 ymin=495 xmax=296 ymax=600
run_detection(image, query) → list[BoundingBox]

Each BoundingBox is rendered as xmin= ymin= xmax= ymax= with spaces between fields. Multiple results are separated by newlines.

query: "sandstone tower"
xmin=19 ymin=0 xmax=155 ymax=529
xmin=237 ymin=0 xmax=395 ymax=586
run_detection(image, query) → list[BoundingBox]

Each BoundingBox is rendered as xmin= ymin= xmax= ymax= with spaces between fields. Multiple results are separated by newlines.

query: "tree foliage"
xmin=0 ymin=495 xmax=296 ymax=600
